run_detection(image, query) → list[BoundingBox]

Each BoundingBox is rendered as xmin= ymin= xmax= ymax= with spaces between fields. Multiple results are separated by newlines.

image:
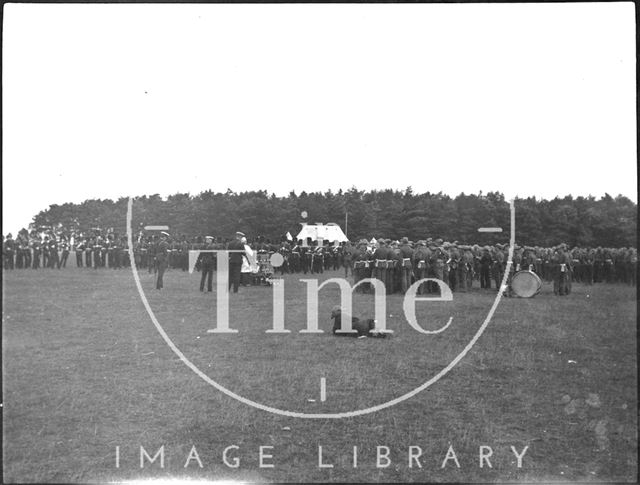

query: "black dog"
xmin=330 ymin=306 xmax=387 ymax=338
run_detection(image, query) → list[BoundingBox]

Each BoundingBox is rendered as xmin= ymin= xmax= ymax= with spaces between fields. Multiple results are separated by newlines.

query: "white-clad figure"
xmin=240 ymin=237 xmax=258 ymax=286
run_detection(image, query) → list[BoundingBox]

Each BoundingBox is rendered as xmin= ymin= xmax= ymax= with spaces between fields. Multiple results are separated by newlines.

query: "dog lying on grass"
xmin=330 ymin=306 xmax=388 ymax=338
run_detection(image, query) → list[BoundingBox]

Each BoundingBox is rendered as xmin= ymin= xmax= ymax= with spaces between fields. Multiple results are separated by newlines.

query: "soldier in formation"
xmin=3 ymin=228 xmax=637 ymax=296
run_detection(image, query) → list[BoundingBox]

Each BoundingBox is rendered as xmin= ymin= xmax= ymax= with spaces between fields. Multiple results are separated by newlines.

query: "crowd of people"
xmin=3 ymin=230 xmax=637 ymax=297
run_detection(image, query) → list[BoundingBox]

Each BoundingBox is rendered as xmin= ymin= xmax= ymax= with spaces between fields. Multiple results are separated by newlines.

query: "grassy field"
xmin=2 ymin=266 xmax=637 ymax=483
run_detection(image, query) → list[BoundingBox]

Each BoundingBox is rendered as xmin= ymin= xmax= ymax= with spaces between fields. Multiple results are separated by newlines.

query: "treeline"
xmin=31 ymin=188 xmax=637 ymax=247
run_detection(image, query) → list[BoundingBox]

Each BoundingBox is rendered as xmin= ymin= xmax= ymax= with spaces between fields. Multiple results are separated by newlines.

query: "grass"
xmin=2 ymin=266 xmax=637 ymax=483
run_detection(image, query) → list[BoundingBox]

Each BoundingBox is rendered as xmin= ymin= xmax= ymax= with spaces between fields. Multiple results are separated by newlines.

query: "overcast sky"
xmin=3 ymin=3 xmax=636 ymax=235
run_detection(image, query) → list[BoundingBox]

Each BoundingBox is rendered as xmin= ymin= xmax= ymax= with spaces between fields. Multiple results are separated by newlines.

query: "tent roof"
xmin=296 ymin=223 xmax=348 ymax=243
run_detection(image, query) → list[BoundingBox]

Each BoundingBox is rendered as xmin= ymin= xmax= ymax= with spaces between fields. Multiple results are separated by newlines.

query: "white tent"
xmin=296 ymin=223 xmax=348 ymax=244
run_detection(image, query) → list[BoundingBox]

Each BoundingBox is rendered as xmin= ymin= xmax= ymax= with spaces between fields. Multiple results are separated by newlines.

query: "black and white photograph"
xmin=2 ymin=2 xmax=637 ymax=483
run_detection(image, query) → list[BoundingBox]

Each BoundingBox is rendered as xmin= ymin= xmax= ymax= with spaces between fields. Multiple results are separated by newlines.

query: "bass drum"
xmin=511 ymin=270 xmax=542 ymax=298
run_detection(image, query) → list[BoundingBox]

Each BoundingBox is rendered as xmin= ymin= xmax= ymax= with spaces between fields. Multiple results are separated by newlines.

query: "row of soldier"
xmin=269 ymin=238 xmax=638 ymax=291
xmin=3 ymin=233 xmax=637 ymax=291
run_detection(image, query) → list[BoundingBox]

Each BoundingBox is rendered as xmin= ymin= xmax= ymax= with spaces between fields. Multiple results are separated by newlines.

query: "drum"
xmin=511 ymin=270 xmax=542 ymax=298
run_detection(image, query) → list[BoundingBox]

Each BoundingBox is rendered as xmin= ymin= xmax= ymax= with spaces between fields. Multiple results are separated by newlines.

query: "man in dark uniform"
xmin=22 ymin=234 xmax=32 ymax=269
xmin=387 ymin=240 xmax=402 ymax=294
xmin=461 ymin=245 xmax=475 ymax=291
xmin=352 ymin=240 xmax=369 ymax=291
xmin=106 ymin=234 xmax=114 ymax=268
xmin=90 ymin=236 xmax=99 ymax=268
xmin=138 ymin=237 xmax=148 ymax=269
xmin=14 ymin=235 xmax=24 ymax=269
xmin=332 ymin=242 xmax=342 ymax=271
xmin=31 ymin=236 xmax=42 ymax=269
xmin=371 ymin=239 xmax=389 ymax=292
xmin=198 ymin=236 xmax=216 ymax=292
xmin=85 ymin=237 xmax=93 ymax=268
xmin=58 ymin=236 xmax=70 ymax=268
xmin=447 ymin=243 xmax=460 ymax=292
xmin=430 ymin=241 xmax=446 ymax=294
xmin=301 ymin=238 xmax=313 ymax=274
xmin=3 ymin=234 xmax=16 ymax=270
xmin=16 ymin=232 xmax=30 ymax=269
xmin=342 ymin=241 xmax=354 ymax=277
xmin=148 ymin=236 xmax=157 ymax=274
xmin=398 ymin=237 xmax=414 ymax=294
xmin=155 ymin=232 xmax=170 ymax=290
xmin=412 ymin=240 xmax=429 ymax=295
xmin=114 ymin=234 xmax=124 ymax=269
xmin=492 ymin=244 xmax=506 ymax=292
xmin=75 ymin=237 xmax=84 ymax=267
xmin=312 ymin=243 xmax=325 ymax=274
xmin=48 ymin=237 xmax=59 ymax=269
xmin=479 ymin=246 xmax=492 ymax=289
xmin=553 ymin=244 xmax=572 ymax=296
xmin=94 ymin=236 xmax=104 ymax=269
xmin=289 ymin=240 xmax=302 ymax=273
xmin=100 ymin=236 xmax=108 ymax=268
xmin=583 ymin=247 xmax=595 ymax=285
xmin=227 ymin=231 xmax=245 ymax=293
xmin=121 ymin=236 xmax=130 ymax=268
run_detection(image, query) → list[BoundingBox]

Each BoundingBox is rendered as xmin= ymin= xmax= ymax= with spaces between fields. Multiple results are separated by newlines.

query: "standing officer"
xmin=461 ymin=245 xmax=475 ymax=291
xmin=342 ymin=241 xmax=354 ymax=277
xmin=492 ymin=244 xmax=505 ymax=292
xmin=290 ymin=240 xmax=302 ymax=273
xmin=227 ymin=231 xmax=245 ymax=293
xmin=447 ymin=243 xmax=460 ymax=292
xmin=352 ymin=239 xmax=371 ymax=293
xmin=75 ymin=237 xmax=84 ymax=267
xmin=42 ymin=236 xmax=50 ymax=268
xmin=58 ymin=236 xmax=70 ymax=268
xmin=139 ymin=237 xmax=148 ymax=270
xmin=31 ymin=236 xmax=42 ymax=269
xmin=22 ymin=234 xmax=32 ymax=269
xmin=114 ymin=235 xmax=124 ymax=269
xmin=3 ymin=234 xmax=16 ymax=270
xmin=48 ymin=236 xmax=60 ymax=269
xmin=92 ymin=236 xmax=101 ymax=268
xmin=388 ymin=240 xmax=403 ymax=294
xmin=312 ymin=243 xmax=325 ymax=274
xmin=371 ymin=239 xmax=389 ymax=292
xmin=100 ymin=236 xmax=108 ymax=268
xmin=399 ymin=237 xmax=414 ymax=293
xmin=412 ymin=240 xmax=429 ymax=295
xmin=148 ymin=235 xmax=158 ymax=274
xmin=14 ymin=235 xmax=24 ymax=269
xmin=593 ymin=247 xmax=603 ymax=283
xmin=300 ymin=239 xmax=310 ymax=274
xmin=198 ymin=236 xmax=216 ymax=292
xmin=155 ymin=232 xmax=170 ymax=290
xmin=431 ymin=241 xmax=446 ymax=294
xmin=583 ymin=247 xmax=595 ymax=285
xmin=85 ymin=237 xmax=93 ymax=268
xmin=553 ymin=244 xmax=572 ymax=296
xmin=106 ymin=234 xmax=114 ymax=268
xmin=479 ymin=246 xmax=492 ymax=289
